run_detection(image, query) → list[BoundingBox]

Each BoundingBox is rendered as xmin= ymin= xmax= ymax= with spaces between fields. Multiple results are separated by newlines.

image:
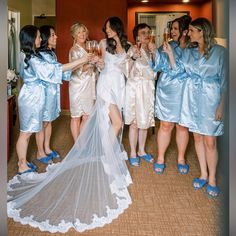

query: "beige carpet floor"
xmin=7 ymin=115 xmax=224 ymax=236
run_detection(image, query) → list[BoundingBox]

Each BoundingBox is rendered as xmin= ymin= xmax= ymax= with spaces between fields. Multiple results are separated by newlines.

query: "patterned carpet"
xmin=7 ymin=115 xmax=224 ymax=236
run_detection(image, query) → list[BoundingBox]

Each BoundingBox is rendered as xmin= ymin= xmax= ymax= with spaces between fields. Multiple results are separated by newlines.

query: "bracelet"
xmin=131 ymin=56 xmax=136 ymax=61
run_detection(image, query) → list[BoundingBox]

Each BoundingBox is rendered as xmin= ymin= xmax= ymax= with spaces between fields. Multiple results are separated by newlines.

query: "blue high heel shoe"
xmin=129 ymin=156 xmax=140 ymax=166
xmin=206 ymin=184 xmax=220 ymax=198
xmin=192 ymin=178 xmax=207 ymax=190
xmin=138 ymin=153 xmax=154 ymax=163
xmin=37 ymin=155 xmax=53 ymax=164
xmin=153 ymin=163 xmax=165 ymax=174
xmin=47 ymin=150 xmax=61 ymax=160
xmin=27 ymin=162 xmax=37 ymax=170
xmin=177 ymin=163 xmax=189 ymax=174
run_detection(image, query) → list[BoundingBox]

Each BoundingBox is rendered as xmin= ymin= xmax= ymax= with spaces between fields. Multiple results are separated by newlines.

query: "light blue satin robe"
xmin=174 ymin=44 xmax=226 ymax=136
xmin=39 ymin=51 xmax=71 ymax=122
xmin=151 ymin=41 xmax=188 ymax=122
xmin=18 ymin=52 xmax=66 ymax=133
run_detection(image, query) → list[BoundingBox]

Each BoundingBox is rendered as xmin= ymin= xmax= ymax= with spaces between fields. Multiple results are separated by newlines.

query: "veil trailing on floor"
xmin=7 ymin=95 xmax=132 ymax=233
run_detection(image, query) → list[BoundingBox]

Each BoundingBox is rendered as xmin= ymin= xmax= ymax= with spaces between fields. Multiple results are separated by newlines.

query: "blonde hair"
xmin=70 ymin=22 xmax=89 ymax=43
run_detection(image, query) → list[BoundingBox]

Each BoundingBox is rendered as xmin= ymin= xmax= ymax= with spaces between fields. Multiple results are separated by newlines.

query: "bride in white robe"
xmin=7 ymin=17 xmax=133 ymax=233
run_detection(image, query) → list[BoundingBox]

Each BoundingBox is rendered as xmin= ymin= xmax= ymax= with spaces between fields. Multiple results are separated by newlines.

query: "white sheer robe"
xmin=7 ymin=41 xmax=132 ymax=233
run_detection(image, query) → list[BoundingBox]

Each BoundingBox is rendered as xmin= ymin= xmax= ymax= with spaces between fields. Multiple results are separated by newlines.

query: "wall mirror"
xmin=136 ymin=11 xmax=189 ymax=47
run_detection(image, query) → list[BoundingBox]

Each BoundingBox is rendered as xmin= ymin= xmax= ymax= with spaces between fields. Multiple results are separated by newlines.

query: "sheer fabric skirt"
xmin=7 ymin=96 xmax=132 ymax=233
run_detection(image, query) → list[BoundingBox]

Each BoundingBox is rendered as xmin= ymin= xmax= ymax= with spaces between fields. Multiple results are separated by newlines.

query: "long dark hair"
xmin=19 ymin=25 xmax=40 ymax=69
xmin=39 ymin=25 xmax=55 ymax=56
xmin=189 ymin=17 xmax=216 ymax=59
xmin=102 ymin=16 xmax=130 ymax=54
xmin=172 ymin=15 xmax=192 ymax=43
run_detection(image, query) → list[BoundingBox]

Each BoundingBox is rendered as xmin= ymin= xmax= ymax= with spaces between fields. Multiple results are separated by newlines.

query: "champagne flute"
xmin=86 ymin=40 xmax=93 ymax=54
xmin=91 ymin=40 xmax=98 ymax=55
xmin=163 ymin=28 xmax=170 ymax=42
xmin=150 ymin=30 xmax=156 ymax=44
xmin=136 ymin=36 xmax=141 ymax=50
xmin=96 ymin=44 xmax=102 ymax=57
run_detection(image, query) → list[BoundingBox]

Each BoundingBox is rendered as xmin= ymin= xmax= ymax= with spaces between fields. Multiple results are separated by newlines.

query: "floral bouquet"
xmin=7 ymin=69 xmax=19 ymax=96
xmin=7 ymin=69 xmax=19 ymax=83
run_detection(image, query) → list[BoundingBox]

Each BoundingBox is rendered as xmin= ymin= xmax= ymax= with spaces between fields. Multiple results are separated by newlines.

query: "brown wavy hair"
xmin=102 ymin=16 xmax=130 ymax=54
xmin=189 ymin=17 xmax=216 ymax=59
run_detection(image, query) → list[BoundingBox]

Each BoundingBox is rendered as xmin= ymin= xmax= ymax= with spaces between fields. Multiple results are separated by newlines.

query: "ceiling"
xmin=127 ymin=0 xmax=211 ymax=4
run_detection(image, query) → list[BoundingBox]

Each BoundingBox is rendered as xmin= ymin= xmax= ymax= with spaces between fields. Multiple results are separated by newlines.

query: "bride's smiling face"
xmin=105 ymin=21 xmax=117 ymax=38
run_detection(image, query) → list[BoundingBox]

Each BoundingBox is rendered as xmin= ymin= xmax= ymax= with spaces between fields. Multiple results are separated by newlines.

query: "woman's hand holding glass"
xmin=95 ymin=58 xmax=105 ymax=70
xmin=132 ymin=46 xmax=141 ymax=60
xmin=148 ymin=41 xmax=157 ymax=61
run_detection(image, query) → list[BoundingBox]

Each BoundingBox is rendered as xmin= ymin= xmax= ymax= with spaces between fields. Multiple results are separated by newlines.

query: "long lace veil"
xmin=7 ymin=95 xmax=132 ymax=233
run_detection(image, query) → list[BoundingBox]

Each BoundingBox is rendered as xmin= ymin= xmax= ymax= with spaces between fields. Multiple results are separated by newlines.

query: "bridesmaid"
xmin=16 ymin=25 xmax=90 ymax=174
xmin=149 ymin=15 xmax=192 ymax=174
xmin=164 ymin=18 xmax=226 ymax=197
xmin=124 ymin=23 xmax=156 ymax=166
xmin=35 ymin=25 xmax=71 ymax=164
xmin=69 ymin=22 xmax=103 ymax=142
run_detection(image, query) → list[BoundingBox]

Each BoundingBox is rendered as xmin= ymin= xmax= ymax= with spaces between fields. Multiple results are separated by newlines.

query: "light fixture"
xmin=141 ymin=0 xmax=149 ymax=2
xmin=182 ymin=0 xmax=190 ymax=2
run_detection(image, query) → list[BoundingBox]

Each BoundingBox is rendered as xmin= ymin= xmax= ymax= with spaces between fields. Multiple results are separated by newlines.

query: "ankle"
xmin=156 ymin=157 xmax=164 ymax=164
xmin=208 ymin=177 xmax=216 ymax=186
xmin=199 ymin=174 xmax=208 ymax=180
xmin=45 ymin=149 xmax=52 ymax=155
xmin=18 ymin=160 xmax=28 ymax=171
xmin=177 ymin=157 xmax=186 ymax=164
xmin=37 ymin=151 xmax=47 ymax=158
xmin=137 ymin=150 xmax=146 ymax=156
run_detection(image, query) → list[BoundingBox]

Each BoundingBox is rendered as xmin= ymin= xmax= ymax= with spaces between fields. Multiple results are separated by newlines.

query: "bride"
xmin=8 ymin=17 xmax=133 ymax=233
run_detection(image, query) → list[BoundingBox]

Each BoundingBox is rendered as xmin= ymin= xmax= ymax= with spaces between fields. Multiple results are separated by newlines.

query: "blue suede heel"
xmin=177 ymin=163 xmax=189 ymax=174
xmin=27 ymin=162 xmax=37 ymax=170
xmin=138 ymin=153 xmax=154 ymax=163
xmin=47 ymin=150 xmax=61 ymax=160
xmin=17 ymin=168 xmax=36 ymax=175
xmin=37 ymin=156 xmax=53 ymax=164
xmin=153 ymin=163 xmax=165 ymax=174
xmin=206 ymin=184 xmax=220 ymax=198
xmin=192 ymin=178 xmax=207 ymax=190
xmin=129 ymin=156 xmax=140 ymax=166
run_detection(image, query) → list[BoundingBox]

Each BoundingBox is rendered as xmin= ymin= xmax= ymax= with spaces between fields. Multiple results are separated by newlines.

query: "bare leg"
xmin=108 ymin=104 xmax=122 ymax=137
xmin=80 ymin=115 xmax=89 ymax=133
xmin=193 ymin=133 xmax=208 ymax=188
xmin=175 ymin=124 xmax=189 ymax=164
xmin=156 ymin=121 xmax=175 ymax=164
xmin=70 ymin=117 xmax=81 ymax=142
xmin=128 ymin=123 xmax=138 ymax=157
xmin=43 ymin=122 xmax=52 ymax=154
xmin=138 ymin=128 xmax=148 ymax=156
xmin=204 ymin=136 xmax=218 ymax=187
xmin=16 ymin=131 xmax=32 ymax=172
xmin=35 ymin=124 xmax=47 ymax=158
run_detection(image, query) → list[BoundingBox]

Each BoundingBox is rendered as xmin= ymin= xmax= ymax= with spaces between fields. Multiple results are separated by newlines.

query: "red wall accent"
xmin=56 ymin=0 xmax=127 ymax=110
xmin=127 ymin=2 xmax=212 ymax=44
xmin=56 ymin=0 xmax=212 ymax=110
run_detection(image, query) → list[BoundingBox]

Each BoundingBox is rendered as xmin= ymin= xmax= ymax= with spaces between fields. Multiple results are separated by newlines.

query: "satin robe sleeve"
xmin=151 ymin=42 xmax=185 ymax=76
xmin=40 ymin=51 xmax=71 ymax=81
xmin=69 ymin=46 xmax=84 ymax=77
xmin=118 ymin=44 xmax=135 ymax=79
xmin=218 ymin=47 xmax=227 ymax=95
xmin=28 ymin=55 xmax=63 ymax=84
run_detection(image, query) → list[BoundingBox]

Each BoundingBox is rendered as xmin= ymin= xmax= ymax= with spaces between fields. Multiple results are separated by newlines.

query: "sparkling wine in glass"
xmin=163 ymin=28 xmax=170 ymax=42
xmin=86 ymin=41 xmax=93 ymax=54
xmin=150 ymin=30 xmax=156 ymax=44
xmin=136 ymin=36 xmax=141 ymax=50
xmin=91 ymin=40 xmax=98 ymax=54
xmin=96 ymin=44 xmax=102 ymax=57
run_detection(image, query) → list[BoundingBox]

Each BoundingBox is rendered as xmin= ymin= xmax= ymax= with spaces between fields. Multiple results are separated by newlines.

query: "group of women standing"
xmin=7 ymin=15 xmax=226 ymax=233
